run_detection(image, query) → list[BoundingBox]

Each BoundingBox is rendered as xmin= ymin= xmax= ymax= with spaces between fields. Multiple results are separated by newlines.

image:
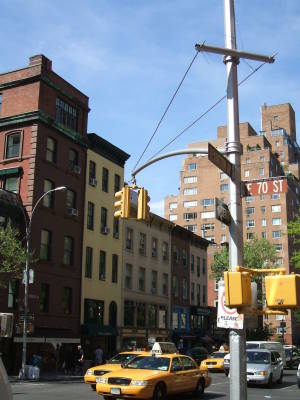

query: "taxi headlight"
xmin=131 ymin=380 xmax=151 ymax=386
xmin=86 ymin=369 xmax=94 ymax=376
xmin=97 ymin=377 xmax=107 ymax=384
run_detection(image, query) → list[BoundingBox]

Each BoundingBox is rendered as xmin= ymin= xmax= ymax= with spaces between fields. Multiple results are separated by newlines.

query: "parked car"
xmin=246 ymin=341 xmax=286 ymax=367
xmin=246 ymin=349 xmax=283 ymax=387
xmin=284 ymin=346 xmax=300 ymax=369
xmin=186 ymin=347 xmax=209 ymax=365
xmin=200 ymin=351 xmax=229 ymax=372
xmin=297 ymin=362 xmax=300 ymax=388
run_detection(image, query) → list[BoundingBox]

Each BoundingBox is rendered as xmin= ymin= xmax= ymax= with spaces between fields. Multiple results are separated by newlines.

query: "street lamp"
xmin=20 ymin=186 xmax=67 ymax=379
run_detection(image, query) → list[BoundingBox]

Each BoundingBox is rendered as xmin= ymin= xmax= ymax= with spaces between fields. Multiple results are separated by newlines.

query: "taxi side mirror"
xmin=200 ymin=364 xmax=208 ymax=371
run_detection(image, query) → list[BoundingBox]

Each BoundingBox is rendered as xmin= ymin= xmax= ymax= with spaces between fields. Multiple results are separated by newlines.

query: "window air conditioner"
xmin=89 ymin=178 xmax=97 ymax=187
xmin=114 ymin=232 xmax=119 ymax=239
xmin=71 ymin=164 xmax=81 ymax=174
xmin=101 ymin=227 xmax=110 ymax=235
xmin=67 ymin=208 xmax=78 ymax=216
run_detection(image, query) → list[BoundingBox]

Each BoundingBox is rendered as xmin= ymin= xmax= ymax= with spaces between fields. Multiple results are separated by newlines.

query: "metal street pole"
xmin=20 ymin=186 xmax=66 ymax=379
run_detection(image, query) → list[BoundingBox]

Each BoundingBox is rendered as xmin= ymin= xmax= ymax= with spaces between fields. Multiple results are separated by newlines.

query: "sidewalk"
xmin=9 ymin=372 xmax=84 ymax=383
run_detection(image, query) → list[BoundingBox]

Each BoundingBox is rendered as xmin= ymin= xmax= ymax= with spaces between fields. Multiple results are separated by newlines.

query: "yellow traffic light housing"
xmin=137 ymin=188 xmax=150 ymax=221
xmin=224 ymin=271 xmax=252 ymax=307
xmin=265 ymin=274 xmax=300 ymax=309
xmin=114 ymin=186 xmax=130 ymax=219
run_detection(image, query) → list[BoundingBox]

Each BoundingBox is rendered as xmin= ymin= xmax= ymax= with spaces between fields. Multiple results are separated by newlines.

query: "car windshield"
xmin=109 ymin=353 xmax=139 ymax=364
xmin=210 ymin=352 xmax=227 ymax=359
xmin=246 ymin=343 xmax=259 ymax=349
xmin=247 ymin=351 xmax=270 ymax=364
xmin=126 ymin=356 xmax=170 ymax=371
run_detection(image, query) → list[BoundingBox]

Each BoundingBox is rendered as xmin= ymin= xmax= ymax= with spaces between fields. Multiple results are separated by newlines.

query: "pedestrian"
xmin=76 ymin=345 xmax=85 ymax=375
xmin=94 ymin=345 xmax=104 ymax=365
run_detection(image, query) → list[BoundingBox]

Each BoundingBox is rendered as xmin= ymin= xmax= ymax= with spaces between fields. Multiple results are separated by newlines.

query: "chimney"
xmin=29 ymin=55 xmax=52 ymax=71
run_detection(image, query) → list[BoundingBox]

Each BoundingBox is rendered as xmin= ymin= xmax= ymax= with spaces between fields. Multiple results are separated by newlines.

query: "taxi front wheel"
xmin=152 ymin=382 xmax=166 ymax=400
xmin=194 ymin=379 xmax=205 ymax=396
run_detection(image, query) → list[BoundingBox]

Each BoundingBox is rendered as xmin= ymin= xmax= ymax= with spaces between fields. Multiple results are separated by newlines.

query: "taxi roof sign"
xmin=151 ymin=342 xmax=178 ymax=355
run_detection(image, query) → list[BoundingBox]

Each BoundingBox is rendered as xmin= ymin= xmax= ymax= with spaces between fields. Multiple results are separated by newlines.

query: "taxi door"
xmin=168 ymin=357 xmax=186 ymax=394
xmin=179 ymin=356 xmax=200 ymax=391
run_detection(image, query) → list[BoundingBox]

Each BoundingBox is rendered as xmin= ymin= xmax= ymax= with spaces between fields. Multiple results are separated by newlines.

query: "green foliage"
xmin=0 ymin=222 xmax=26 ymax=286
xmin=209 ymin=246 xmax=229 ymax=280
xmin=246 ymin=325 xmax=272 ymax=341
xmin=287 ymin=214 xmax=300 ymax=270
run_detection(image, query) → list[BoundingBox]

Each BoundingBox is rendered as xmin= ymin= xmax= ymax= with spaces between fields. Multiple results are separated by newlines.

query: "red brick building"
xmin=0 ymin=55 xmax=89 ymax=372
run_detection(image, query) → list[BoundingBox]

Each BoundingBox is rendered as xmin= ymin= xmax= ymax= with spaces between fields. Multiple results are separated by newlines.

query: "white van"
xmin=246 ymin=341 xmax=286 ymax=367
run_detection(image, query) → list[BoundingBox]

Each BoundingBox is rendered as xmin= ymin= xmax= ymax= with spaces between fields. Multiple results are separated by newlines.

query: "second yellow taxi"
xmin=200 ymin=351 xmax=229 ymax=372
xmin=96 ymin=342 xmax=211 ymax=400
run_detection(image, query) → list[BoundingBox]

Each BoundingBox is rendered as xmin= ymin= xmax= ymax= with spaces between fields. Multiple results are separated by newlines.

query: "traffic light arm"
xmin=234 ymin=265 xmax=286 ymax=276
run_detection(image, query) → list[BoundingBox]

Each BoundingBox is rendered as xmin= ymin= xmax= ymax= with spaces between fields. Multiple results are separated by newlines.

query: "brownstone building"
xmin=165 ymin=103 xmax=300 ymax=345
xmin=0 ymin=55 xmax=89 ymax=372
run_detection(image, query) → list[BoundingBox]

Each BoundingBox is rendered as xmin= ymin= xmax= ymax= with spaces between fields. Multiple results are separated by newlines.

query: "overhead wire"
xmin=132 ymin=50 xmax=200 ymax=172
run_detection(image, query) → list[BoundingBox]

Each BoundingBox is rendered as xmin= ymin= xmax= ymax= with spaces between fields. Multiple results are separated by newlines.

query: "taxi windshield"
xmin=109 ymin=353 xmax=139 ymax=364
xmin=126 ymin=356 xmax=170 ymax=371
xmin=210 ymin=352 xmax=227 ymax=359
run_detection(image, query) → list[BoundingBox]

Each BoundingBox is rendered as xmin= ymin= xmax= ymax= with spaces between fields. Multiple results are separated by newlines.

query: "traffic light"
xmin=137 ymin=188 xmax=150 ymax=221
xmin=114 ymin=186 xmax=130 ymax=219
xmin=265 ymin=274 xmax=300 ymax=309
xmin=215 ymin=198 xmax=231 ymax=226
xmin=224 ymin=271 xmax=252 ymax=307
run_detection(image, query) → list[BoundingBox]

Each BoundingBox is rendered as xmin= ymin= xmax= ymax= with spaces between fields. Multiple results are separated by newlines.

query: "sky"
xmin=1 ymin=0 xmax=300 ymax=216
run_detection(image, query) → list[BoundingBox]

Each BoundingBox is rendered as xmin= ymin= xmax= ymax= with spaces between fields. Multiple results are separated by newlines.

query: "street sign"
xmin=215 ymin=197 xmax=231 ymax=226
xmin=244 ymin=178 xmax=287 ymax=196
xmin=217 ymin=281 xmax=244 ymax=329
xmin=208 ymin=143 xmax=234 ymax=179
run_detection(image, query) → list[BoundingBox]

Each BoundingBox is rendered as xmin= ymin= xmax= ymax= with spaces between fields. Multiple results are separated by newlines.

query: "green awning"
xmin=0 ymin=167 xmax=21 ymax=176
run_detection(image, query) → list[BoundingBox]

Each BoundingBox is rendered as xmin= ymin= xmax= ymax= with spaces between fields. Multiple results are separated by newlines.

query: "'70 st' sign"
xmin=244 ymin=178 xmax=287 ymax=196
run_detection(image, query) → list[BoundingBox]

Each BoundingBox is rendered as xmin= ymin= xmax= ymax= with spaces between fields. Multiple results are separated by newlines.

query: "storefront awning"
xmin=81 ymin=324 xmax=118 ymax=337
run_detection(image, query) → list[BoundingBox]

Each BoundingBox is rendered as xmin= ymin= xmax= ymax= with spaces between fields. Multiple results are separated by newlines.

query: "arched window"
xmin=109 ymin=301 xmax=117 ymax=326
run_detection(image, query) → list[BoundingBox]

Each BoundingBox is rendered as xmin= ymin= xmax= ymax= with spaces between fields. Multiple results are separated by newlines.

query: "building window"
xmin=246 ymin=220 xmax=255 ymax=228
xmin=220 ymin=172 xmax=227 ymax=180
xmin=173 ymin=246 xmax=179 ymax=263
xmin=89 ymin=161 xmax=96 ymax=184
xmin=220 ymin=184 xmax=228 ymax=192
xmin=162 ymin=242 xmax=168 ymax=261
xmin=151 ymin=238 xmax=157 ymax=258
xmin=109 ymin=302 xmax=117 ymax=327
xmin=63 ymin=236 xmax=74 ymax=265
xmin=138 ymin=267 xmax=145 ymax=291
xmin=197 ymin=256 xmax=200 ymax=277
xmin=201 ymin=211 xmax=215 ymax=219
xmin=148 ymin=305 xmax=157 ymax=328
xmin=139 ymin=233 xmax=146 ymax=255
xmin=272 ymin=230 xmax=281 ymax=238
xmin=183 ymin=187 xmax=197 ymax=195
xmin=151 ymin=270 xmax=157 ymax=294
xmin=184 ymin=224 xmax=197 ymax=232
xmin=40 ymin=283 xmax=50 ymax=312
xmin=62 ymin=287 xmax=72 ymax=314
xmin=191 ymin=254 xmax=194 ymax=273
xmin=201 ymin=198 xmax=214 ymax=207
xmin=245 ymin=196 xmax=253 ymax=204
xmin=137 ymin=303 xmax=146 ymax=327
xmin=203 ymin=285 xmax=207 ymax=304
xmin=100 ymin=207 xmax=108 ymax=233
xmin=113 ymin=217 xmax=119 ymax=239
xmin=172 ymin=275 xmax=178 ymax=297
xmin=221 ymin=234 xmax=226 ymax=242
xmin=191 ymin=282 xmax=195 ymax=302
xmin=246 ymin=207 xmax=254 ymax=216
xmin=259 ymin=168 xmax=264 ymax=176
xmin=187 ymin=163 xmax=196 ymax=170
xmin=56 ymin=98 xmax=77 ymax=130
xmin=182 ymin=278 xmax=188 ymax=299
xmin=112 ymin=254 xmax=118 ymax=283
xmin=202 ymin=258 xmax=206 ymax=274
xmin=7 ymin=280 xmax=19 ymax=309
xmin=260 ymin=156 xmax=265 ymax=162
xmin=99 ymin=250 xmax=106 ymax=280
xmin=40 ymin=230 xmax=52 ymax=261
xmin=271 ymin=193 xmax=280 ymax=200
xmin=85 ymin=247 xmax=93 ymax=278
xmin=245 ymin=170 xmax=249 ymax=178
xmin=274 ymin=243 xmax=282 ymax=252
xmin=69 ymin=149 xmax=79 ymax=169
xmin=102 ymin=167 xmax=109 ymax=192
xmin=272 ymin=218 xmax=281 ymax=226
xmin=182 ymin=249 xmax=187 ymax=267
xmin=183 ymin=212 xmax=197 ymax=220
xmin=125 ymin=264 xmax=132 ymax=289
xmin=114 ymin=174 xmax=121 ymax=193
xmin=5 ymin=132 xmax=21 ymax=159
xmin=247 ymin=232 xmax=255 ymax=240
xmin=261 ymin=231 xmax=267 ymax=239
xmin=43 ymin=179 xmax=54 ymax=208
xmin=246 ymin=158 xmax=250 ymax=164
xmin=272 ymin=205 xmax=281 ymax=213
xmin=197 ymin=284 xmax=200 ymax=305
xmin=87 ymin=201 xmax=94 ymax=230
xmin=274 ymin=115 xmax=278 ymax=123
xmin=84 ymin=299 xmax=104 ymax=325
xmin=183 ymin=200 xmax=197 ymax=207
xmin=169 ymin=202 xmax=178 ymax=210
xmin=162 ymin=273 xmax=168 ymax=296
xmin=261 ymin=206 xmax=266 ymax=213
xmin=169 ymin=214 xmax=178 ymax=221
xmin=124 ymin=301 xmax=134 ymax=326
xmin=66 ymin=189 xmax=76 ymax=209
xmin=126 ymin=228 xmax=133 ymax=250
xmin=183 ymin=176 xmax=197 ymax=184
xmin=46 ymin=137 xmax=57 ymax=163
xmin=4 ymin=177 xmax=18 ymax=193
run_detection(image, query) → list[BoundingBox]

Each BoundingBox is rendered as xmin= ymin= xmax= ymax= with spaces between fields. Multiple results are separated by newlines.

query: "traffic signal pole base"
xmin=229 ymin=329 xmax=247 ymax=400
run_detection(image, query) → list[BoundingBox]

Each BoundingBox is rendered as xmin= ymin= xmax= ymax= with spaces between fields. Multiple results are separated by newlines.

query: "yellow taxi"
xmin=200 ymin=351 xmax=229 ymax=372
xmin=84 ymin=351 xmax=147 ymax=391
xmin=96 ymin=342 xmax=211 ymax=400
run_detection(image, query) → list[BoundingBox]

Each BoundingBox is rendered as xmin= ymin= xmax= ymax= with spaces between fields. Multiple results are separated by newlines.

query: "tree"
xmin=0 ymin=222 xmax=27 ymax=286
xmin=287 ymin=215 xmax=300 ymax=269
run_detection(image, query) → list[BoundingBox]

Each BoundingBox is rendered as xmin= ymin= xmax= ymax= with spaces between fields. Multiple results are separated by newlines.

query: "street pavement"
xmin=10 ymin=369 xmax=299 ymax=399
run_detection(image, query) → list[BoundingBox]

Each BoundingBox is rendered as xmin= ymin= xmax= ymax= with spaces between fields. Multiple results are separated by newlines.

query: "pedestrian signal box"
xmin=265 ymin=274 xmax=300 ymax=309
xmin=137 ymin=188 xmax=150 ymax=221
xmin=114 ymin=186 xmax=131 ymax=219
xmin=224 ymin=271 xmax=252 ymax=307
